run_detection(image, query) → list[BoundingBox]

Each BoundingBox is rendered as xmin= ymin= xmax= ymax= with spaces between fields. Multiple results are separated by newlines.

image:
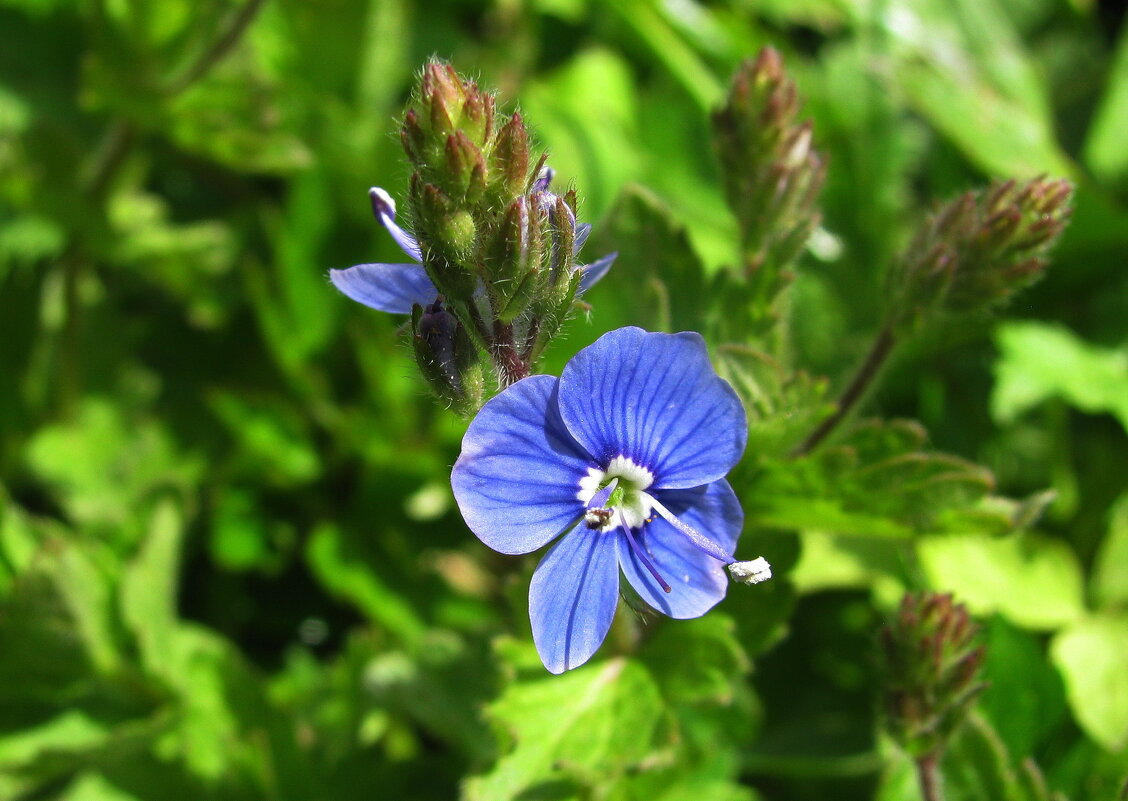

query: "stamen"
xmin=619 ymin=510 xmax=671 ymax=593
xmin=645 ymin=494 xmax=734 ymax=565
xmin=729 ymin=557 xmax=773 ymax=585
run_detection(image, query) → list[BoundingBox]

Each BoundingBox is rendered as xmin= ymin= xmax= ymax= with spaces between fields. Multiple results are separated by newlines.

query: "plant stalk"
xmin=793 ymin=319 xmax=896 ymax=456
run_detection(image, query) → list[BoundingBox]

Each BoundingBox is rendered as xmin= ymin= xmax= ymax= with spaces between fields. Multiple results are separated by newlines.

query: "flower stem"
xmin=491 ymin=320 xmax=529 ymax=386
xmin=915 ymin=753 xmax=944 ymax=801
xmin=163 ymin=0 xmax=268 ymax=97
xmin=792 ymin=319 xmax=896 ymax=456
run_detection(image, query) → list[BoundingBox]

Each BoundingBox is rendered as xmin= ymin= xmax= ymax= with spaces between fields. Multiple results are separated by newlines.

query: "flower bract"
xmin=329 ymin=175 xmax=616 ymax=314
xmin=451 ymin=327 xmax=749 ymax=673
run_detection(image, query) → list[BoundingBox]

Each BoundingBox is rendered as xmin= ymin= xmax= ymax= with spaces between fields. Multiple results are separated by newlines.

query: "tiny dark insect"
xmin=584 ymin=507 xmax=613 ymax=529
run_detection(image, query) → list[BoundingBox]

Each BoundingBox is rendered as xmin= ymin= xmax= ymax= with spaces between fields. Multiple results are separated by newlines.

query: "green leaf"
xmin=743 ymin=419 xmax=1005 ymax=539
xmin=465 ymin=657 xmax=665 ymax=801
xmin=1084 ymin=18 xmax=1128 ymax=183
xmin=992 ymin=322 xmax=1128 ymax=434
xmin=119 ymin=500 xmax=182 ymax=679
xmin=589 ymin=184 xmax=709 ymax=336
xmin=24 ymin=399 xmax=201 ymax=536
xmin=941 ymin=713 xmax=1024 ymax=801
xmin=305 ymin=522 xmax=427 ymax=644
xmin=523 ymin=49 xmax=642 ymax=219
xmin=1051 ymin=615 xmax=1128 ymax=751
xmin=980 ymin=616 xmax=1067 ymax=757
xmin=207 ymin=390 xmax=321 ymax=485
xmin=1093 ymin=494 xmax=1128 ymax=609
xmin=715 ymin=345 xmax=832 ymax=460
xmin=918 ymin=532 xmax=1085 ymax=630
xmin=638 ymin=614 xmax=749 ymax=706
xmin=881 ymin=0 xmax=1075 ymax=178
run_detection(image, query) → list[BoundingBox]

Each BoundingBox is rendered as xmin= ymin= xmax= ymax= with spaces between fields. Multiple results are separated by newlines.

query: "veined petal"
xmin=452 ymin=375 xmax=594 ymax=555
xmin=370 ymin=187 xmax=423 ymax=263
xmin=329 ymin=262 xmax=437 ymax=314
xmin=530 ymin=527 xmax=620 ymax=674
xmin=557 ymin=327 xmax=747 ymax=489
xmin=617 ymin=479 xmax=741 ymax=618
xmin=577 ymin=251 xmax=616 ymax=293
xmin=573 ymin=223 xmax=592 ymax=254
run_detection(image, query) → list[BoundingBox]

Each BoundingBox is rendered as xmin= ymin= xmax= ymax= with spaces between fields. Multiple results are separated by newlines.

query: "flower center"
xmin=576 ymin=456 xmax=655 ymax=532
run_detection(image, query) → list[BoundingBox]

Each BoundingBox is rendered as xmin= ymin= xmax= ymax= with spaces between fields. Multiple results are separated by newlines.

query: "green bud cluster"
xmin=712 ymin=47 xmax=826 ymax=276
xmin=710 ymin=47 xmax=827 ymax=341
xmin=399 ymin=61 xmax=588 ymax=395
xmin=888 ymin=177 xmax=1073 ymax=330
xmin=878 ymin=592 xmax=987 ymax=761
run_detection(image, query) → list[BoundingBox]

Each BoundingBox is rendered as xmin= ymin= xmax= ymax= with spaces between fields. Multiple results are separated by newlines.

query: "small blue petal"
xmin=573 ymin=223 xmax=592 ymax=254
xmin=617 ymin=479 xmax=742 ymax=618
xmin=557 ymin=327 xmax=747 ymax=489
xmin=369 ymin=187 xmax=423 ymax=263
xmin=530 ymin=527 xmax=620 ymax=674
xmin=452 ymin=375 xmax=595 ymax=555
xmin=329 ymin=263 xmax=437 ymax=314
xmin=531 ymin=165 xmax=556 ymax=193
xmin=577 ymin=251 xmax=616 ymax=293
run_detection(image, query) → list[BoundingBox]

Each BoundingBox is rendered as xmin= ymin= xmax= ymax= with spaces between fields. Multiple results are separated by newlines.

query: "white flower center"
xmin=576 ymin=456 xmax=655 ymax=532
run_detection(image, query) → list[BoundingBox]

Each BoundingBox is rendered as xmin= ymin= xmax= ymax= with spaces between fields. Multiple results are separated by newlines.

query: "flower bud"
xmin=491 ymin=113 xmax=531 ymax=200
xmin=489 ymin=196 xmax=542 ymax=321
xmin=878 ymin=592 xmax=987 ymax=760
xmin=712 ymin=48 xmax=826 ymax=270
xmin=888 ymin=177 xmax=1073 ymax=328
xmin=412 ymin=300 xmax=484 ymax=415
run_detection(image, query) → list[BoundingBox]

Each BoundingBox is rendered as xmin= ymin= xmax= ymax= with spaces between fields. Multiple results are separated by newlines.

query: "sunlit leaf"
xmin=1051 ymin=615 xmax=1128 ymax=751
xmin=918 ymin=532 xmax=1085 ymax=630
xmin=465 ymin=656 xmax=664 ymax=801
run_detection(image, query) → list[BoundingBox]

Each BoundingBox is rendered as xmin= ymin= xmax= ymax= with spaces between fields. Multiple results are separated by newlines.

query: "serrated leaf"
xmin=715 ymin=345 xmax=832 ymax=459
xmin=918 ymin=533 xmax=1084 ymax=630
xmin=743 ymin=419 xmax=1004 ymax=539
xmin=465 ymin=657 xmax=664 ymax=801
xmin=638 ymin=614 xmax=749 ymax=706
xmin=1051 ymin=615 xmax=1128 ymax=751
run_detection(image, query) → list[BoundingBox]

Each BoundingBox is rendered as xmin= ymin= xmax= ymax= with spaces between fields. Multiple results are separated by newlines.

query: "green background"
xmin=2 ymin=0 xmax=1128 ymax=798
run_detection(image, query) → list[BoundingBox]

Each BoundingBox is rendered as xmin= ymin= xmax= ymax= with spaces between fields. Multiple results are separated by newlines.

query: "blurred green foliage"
xmin=3 ymin=0 xmax=1128 ymax=799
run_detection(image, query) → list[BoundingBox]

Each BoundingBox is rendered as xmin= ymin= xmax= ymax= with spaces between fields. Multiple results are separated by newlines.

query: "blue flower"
xmin=329 ymin=171 xmax=617 ymax=314
xmin=451 ymin=326 xmax=752 ymax=673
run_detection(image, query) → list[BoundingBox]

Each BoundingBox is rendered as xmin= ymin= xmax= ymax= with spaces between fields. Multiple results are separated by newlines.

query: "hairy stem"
xmin=793 ymin=319 xmax=896 ymax=456
xmin=915 ymin=753 xmax=943 ymax=801
xmin=491 ymin=320 xmax=528 ymax=387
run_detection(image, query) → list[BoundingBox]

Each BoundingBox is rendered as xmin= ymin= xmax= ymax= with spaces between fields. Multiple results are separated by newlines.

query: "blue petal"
xmin=577 ymin=251 xmax=616 ymax=293
xmin=451 ymin=375 xmax=595 ymax=555
xmin=370 ymin=187 xmax=423 ymax=262
xmin=329 ymin=262 xmax=437 ymax=314
xmin=557 ymin=327 xmax=748 ymax=489
xmin=617 ymin=479 xmax=742 ymax=618
xmin=573 ymin=223 xmax=592 ymax=254
xmin=530 ymin=527 xmax=620 ymax=673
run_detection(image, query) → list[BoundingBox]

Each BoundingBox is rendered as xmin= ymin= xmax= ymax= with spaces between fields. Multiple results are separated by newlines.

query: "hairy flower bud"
xmin=412 ymin=300 xmax=484 ymax=414
xmin=878 ymin=592 xmax=987 ymax=760
xmin=713 ymin=48 xmax=826 ymax=270
xmin=888 ymin=177 xmax=1073 ymax=328
xmin=711 ymin=48 xmax=827 ymax=343
xmin=491 ymin=113 xmax=531 ymax=200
